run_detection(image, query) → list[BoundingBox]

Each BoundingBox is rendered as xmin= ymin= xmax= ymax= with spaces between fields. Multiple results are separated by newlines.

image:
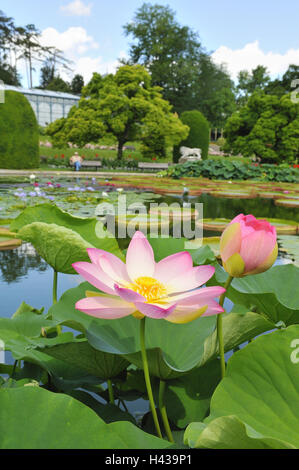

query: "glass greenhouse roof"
xmin=2 ymin=84 xmax=80 ymax=101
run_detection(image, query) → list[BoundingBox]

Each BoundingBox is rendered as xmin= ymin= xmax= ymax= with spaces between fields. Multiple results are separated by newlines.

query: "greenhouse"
xmin=1 ymin=85 xmax=80 ymax=126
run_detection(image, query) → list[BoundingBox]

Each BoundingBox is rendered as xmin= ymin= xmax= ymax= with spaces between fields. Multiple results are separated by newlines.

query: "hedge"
xmin=0 ymin=90 xmax=39 ymax=169
xmin=173 ymin=110 xmax=210 ymax=163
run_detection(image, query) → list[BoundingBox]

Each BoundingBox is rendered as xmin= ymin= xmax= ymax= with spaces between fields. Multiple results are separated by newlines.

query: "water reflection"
xmin=0 ymin=243 xmax=77 ymax=318
xmin=0 ymin=243 xmax=48 ymax=284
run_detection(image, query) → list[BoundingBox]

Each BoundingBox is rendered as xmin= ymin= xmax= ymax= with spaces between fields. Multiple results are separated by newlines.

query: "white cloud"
xmin=60 ymin=0 xmax=92 ymax=16
xmin=40 ymin=27 xmax=99 ymax=58
xmin=212 ymin=40 xmax=299 ymax=80
xmin=38 ymin=27 xmax=128 ymax=84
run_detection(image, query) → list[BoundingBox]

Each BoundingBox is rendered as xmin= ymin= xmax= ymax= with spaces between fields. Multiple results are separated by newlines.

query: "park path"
xmin=0 ymin=169 xmax=153 ymax=178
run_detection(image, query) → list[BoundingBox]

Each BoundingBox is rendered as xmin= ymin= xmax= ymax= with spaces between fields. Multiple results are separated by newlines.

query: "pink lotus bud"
xmin=220 ymin=214 xmax=278 ymax=277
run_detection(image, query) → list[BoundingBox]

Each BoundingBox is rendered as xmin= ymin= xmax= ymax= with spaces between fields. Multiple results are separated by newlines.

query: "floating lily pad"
xmin=0 ymin=227 xmax=22 ymax=250
xmin=275 ymin=198 xmax=299 ymax=208
xmin=209 ymin=191 xmax=256 ymax=199
xmin=149 ymin=206 xmax=199 ymax=220
xmin=201 ymin=218 xmax=230 ymax=232
xmin=258 ymin=218 xmax=298 ymax=234
xmin=201 ymin=218 xmax=299 ymax=235
xmin=116 ymin=213 xmax=171 ymax=231
xmin=278 ymin=235 xmax=299 ymax=266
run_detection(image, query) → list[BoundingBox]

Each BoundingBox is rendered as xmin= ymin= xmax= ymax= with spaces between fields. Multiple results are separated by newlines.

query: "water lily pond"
xmin=0 ymin=175 xmax=299 ymax=450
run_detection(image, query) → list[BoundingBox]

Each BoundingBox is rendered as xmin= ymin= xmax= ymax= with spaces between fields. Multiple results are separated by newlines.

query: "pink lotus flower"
xmin=72 ymin=231 xmax=225 ymax=324
xmin=220 ymin=214 xmax=278 ymax=277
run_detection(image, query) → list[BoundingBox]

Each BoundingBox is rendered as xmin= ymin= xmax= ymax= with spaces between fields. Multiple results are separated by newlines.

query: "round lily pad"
xmin=275 ymin=199 xmax=299 ymax=208
xmin=149 ymin=206 xmax=199 ymax=220
xmin=208 ymin=191 xmax=256 ymax=199
xmin=261 ymin=218 xmax=298 ymax=234
xmin=116 ymin=214 xmax=171 ymax=231
xmin=0 ymin=227 xmax=22 ymax=250
xmin=201 ymin=218 xmax=230 ymax=232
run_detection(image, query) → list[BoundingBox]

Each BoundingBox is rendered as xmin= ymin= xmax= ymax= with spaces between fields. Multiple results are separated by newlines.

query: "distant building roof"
xmin=2 ymin=84 xmax=80 ymax=100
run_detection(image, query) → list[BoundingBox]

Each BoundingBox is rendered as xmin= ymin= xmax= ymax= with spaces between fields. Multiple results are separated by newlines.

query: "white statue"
xmin=179 ymin=146 xmax=202 ymax=164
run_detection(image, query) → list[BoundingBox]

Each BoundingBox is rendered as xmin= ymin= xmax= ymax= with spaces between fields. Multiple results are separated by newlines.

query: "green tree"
xmin=237 ymin=65 xmax=270 ymax=106
xmin=193 ymin=55 xmax=236 ymax=128
xmin=123 ymin=3 xmax=203 ymax=111
xmin=71 ymin=74 xmax=84 ymax=95
xmin=223 ymin=92 xmax=299 ymax=163
xmin=123 ymin=3 xmax=236 ymax=126
xmin=47 ymin=65 xmax=189 ymax=159
xmin=45 ymin=76 xmax=71 ymax=93
xmin=0 ymin=10 xmax=21 ymax=85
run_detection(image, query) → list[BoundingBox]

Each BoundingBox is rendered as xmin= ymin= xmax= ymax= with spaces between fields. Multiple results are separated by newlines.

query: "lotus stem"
xmin=140 ymin=317 xmax=163 ymax=439
xmin=107 ymin=379 xmax=114 ymax=405
xmin=53 ymin=269 xmax=58 ymax=304
xmin=217 ymin=275 xmax=233 ymax=378
xmin=158 ymin=380 xmax=174 ymax=443
xmin=52 ymin=269 xmax=62 ymax=335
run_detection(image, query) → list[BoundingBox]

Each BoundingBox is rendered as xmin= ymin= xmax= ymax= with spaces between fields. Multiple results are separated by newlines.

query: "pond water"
xmin=0 ymin=179 xmax=297 ymax=319
xmin=0 ymin=181 xmax=296 ymax=418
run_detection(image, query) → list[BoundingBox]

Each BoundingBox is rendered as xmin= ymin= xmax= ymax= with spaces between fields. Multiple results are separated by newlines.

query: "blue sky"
xmin=2 ymin=0 xmax=299 ymax=86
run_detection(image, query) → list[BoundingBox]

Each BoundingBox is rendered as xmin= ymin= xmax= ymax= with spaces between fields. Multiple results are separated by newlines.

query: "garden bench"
xmin=138 ymin=162 xmax=170 ymax=171
xmin=70 ymin=160 xmax=102 ymax=171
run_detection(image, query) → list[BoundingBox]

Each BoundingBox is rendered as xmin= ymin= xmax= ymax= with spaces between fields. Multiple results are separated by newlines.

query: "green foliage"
xmin=173 ymin=110 xmax=210 ymax=162
xmin=10 ymin=203 xmax=124 ymax=260
xmin=166 ymin=159 xmax=299 ymax=183
xmin=237 ymin=65 xmax=270 ymax=107
xmin=123 ymin=4 xmax=236 ymax=126
xmin=224 ymin=92 xmax=299 ymax=163
xmin=18 ymin=222 xmax=93 ymax=274
xmin=0 ymin=90 xmax=39 ymax=169
xmin=185 ymin=326 xmax=299 ymax=449
xmin=0 ymin=387 xmax=171 ymax=449
xmin=0 ymin=63 xmax=21 ymax=85
xmin=47 ymin=64 xmax=188 ymax=159
xmin=123 ymin=3 xmax=202 ymax=113
xmin=48 ymin=280 xmax=217 ymax=378
xmin=71 ymin=74 xmax=84 ymax=95
xmin=45 ymin=76 xmax=71 ymax=93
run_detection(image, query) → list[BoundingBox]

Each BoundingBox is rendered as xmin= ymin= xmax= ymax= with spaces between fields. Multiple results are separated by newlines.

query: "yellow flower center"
xmin=130 ymin=276 xmax=167 ymax=303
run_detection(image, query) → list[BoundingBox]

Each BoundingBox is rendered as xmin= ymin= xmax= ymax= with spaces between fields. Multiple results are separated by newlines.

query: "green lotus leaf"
xmin=201 ymin=311 xmax=276 ymax=366
xmin=35 ymin=338 xmax=129 ymax=380
xmin=68 ymin=390 xmax=136 ymax=424
xmin=10 ymin=203 xmax=123 ymax=259
xmin=185 ymin=326 xmax=299 ymax=449
xmin=165 ymin=360 xmax=221 ymax=428
xmin=0 ymin=387 xmax=171 ymax=449
xmin=184 ymin=416 xmax=293 ymax=449
xmin=18 ymin=222 xmax=93 ymax=274
xmin=48 ymin=281 xmax=216 ymax=377
xmin=227 ymin=264 xmax=299 ymax=325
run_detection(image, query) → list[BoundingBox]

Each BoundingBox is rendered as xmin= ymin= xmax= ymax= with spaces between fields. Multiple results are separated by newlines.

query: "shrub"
xmin=0 ymin=90 xmax=39 ymax=169
xmin=173 ymin=110 xmax=210 ymax=162
xmin=141 ymin=134 xmax=166 ymax=160
xmin=223 ymin=92 xmax=299 ymax=164
xmin=165 ymin=160 xmax=299 ymax=183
